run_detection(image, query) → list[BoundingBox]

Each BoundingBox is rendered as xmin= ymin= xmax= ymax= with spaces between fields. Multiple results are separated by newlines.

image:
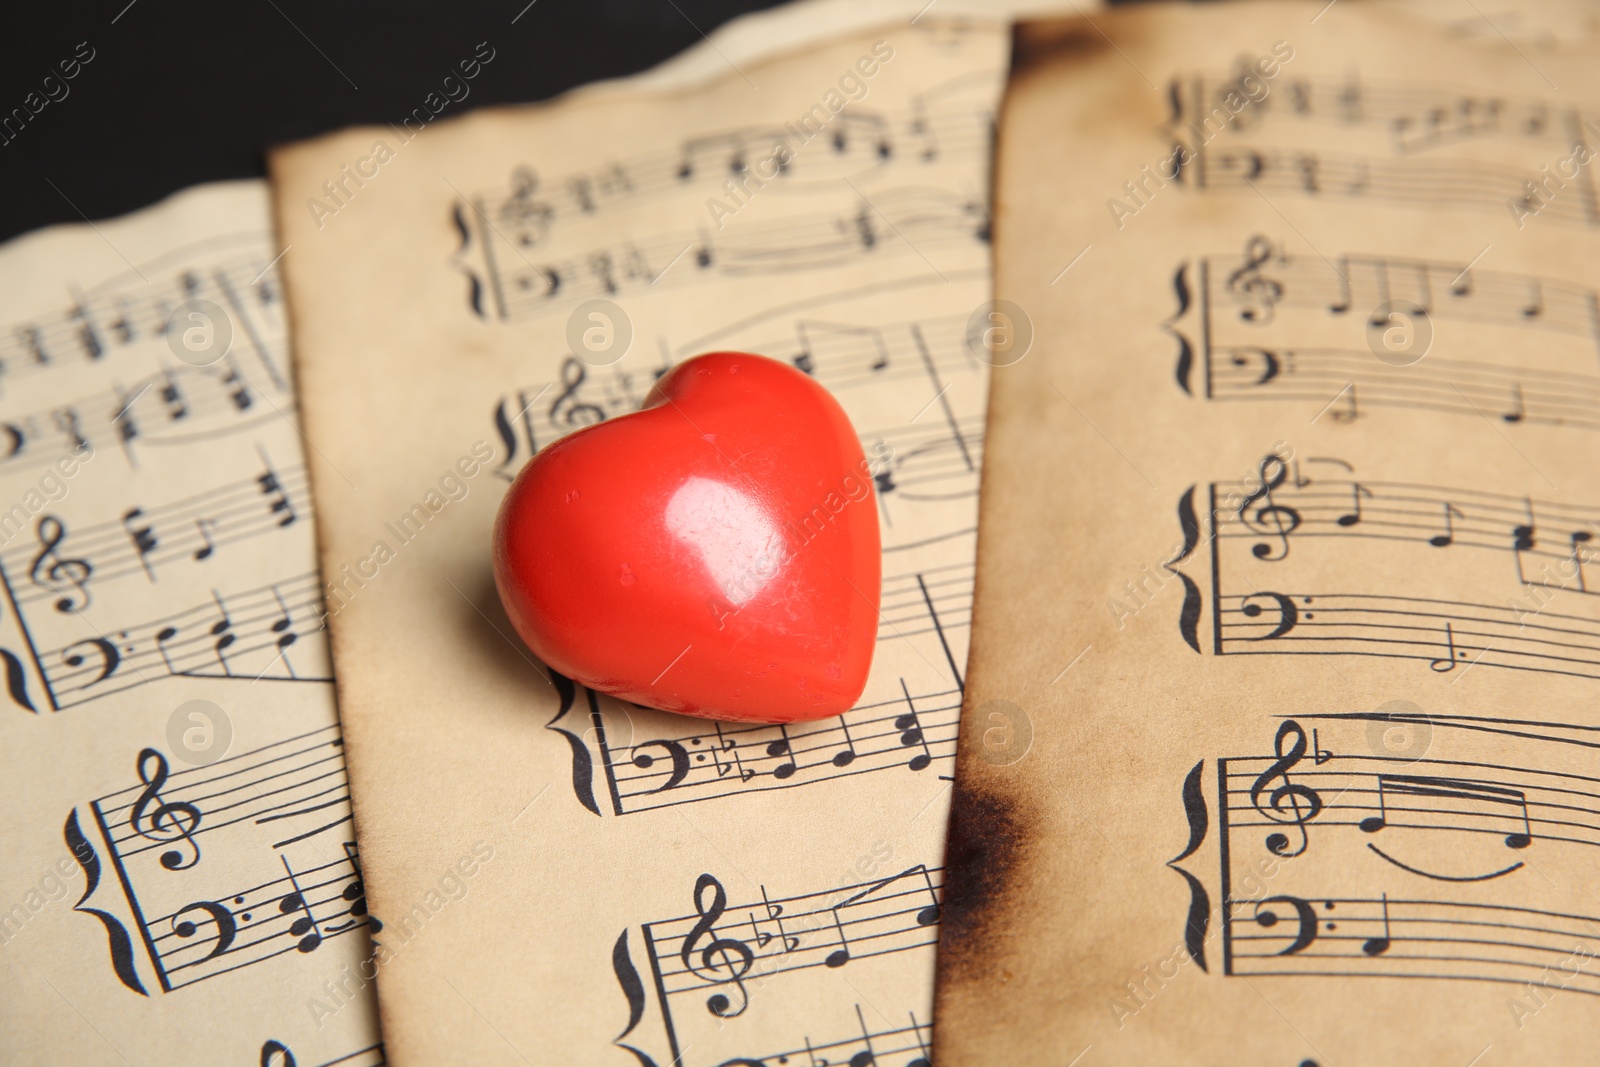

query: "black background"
xmin=0 ymin=0 xmax=791 ymax=243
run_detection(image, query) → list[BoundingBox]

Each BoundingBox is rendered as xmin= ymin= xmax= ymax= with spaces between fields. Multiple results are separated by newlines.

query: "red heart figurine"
xmin=493 ymin=352 xmax=881 ymax=723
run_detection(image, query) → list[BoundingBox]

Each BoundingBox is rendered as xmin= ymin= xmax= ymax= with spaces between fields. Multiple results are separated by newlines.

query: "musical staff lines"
xmin=1170 ymin=237 xmax=1600 ymax=432
xmin=68 ymin=726 xmax=371 ymax=994
xmin=0 ymin=240 xmax=288 ymax=399
xmin=491 ymin=314 xmax=988 ymax=498
xmin=92 ymin=726 xmax=355 ymax=861
xmin=582 ymin=681 xmax=958 ymax=814
xmin=1 ymin=460 xmax=307 ymax=609
xmin=470 ymin=189 xmax=990 ymax=321
xmin=32 ymin=571 xmax=329 ymax=709
xmin=724 ymin=1010 xmax=934 ymax=1067
xmin=1171 ymin=715 xmax=1600 ymax=997
xmin=459 ymin=87 xmax=994 ymax=252
xmin=623 ymin=867 xmax=942 ymax=1066
xmin=1173 ymin=71 xmax=1600 ymax=156
xmin=1166 ymin=454 xmax=1600 ymax=682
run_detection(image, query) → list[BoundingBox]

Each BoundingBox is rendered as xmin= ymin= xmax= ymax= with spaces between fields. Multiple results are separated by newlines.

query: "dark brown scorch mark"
xmin=936 ymin=771 xmax=1033 ymax=988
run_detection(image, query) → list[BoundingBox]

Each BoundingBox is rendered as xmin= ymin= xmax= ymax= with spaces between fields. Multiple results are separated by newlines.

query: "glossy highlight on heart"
xmin=493 ymin=351 xmax=881 ymax=723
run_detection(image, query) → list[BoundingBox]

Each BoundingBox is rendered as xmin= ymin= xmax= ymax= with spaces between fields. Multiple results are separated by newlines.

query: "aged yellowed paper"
xmin=273 ymin=17 xmax=1012 ymax=1066
xmin=935 ymin=3 xmax=1600 ymax=1064
xmin=0 ymin=182 xmax=380 ymax=1066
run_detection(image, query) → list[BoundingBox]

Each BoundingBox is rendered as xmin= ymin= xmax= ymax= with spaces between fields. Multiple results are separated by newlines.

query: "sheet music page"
xmin=270 ymin=18 xmax=1013 ymax=1066
xmin=935 ymin=3 xmax=1600 ymax=1064
xmin=0 ymin=182 xmax=381 ymax=1066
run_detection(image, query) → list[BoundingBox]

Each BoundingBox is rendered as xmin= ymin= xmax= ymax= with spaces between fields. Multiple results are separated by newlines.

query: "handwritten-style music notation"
xmin=1170 ymin=715 xmax=1600 ymax=995
xmin=1171 ymin=71 xmax=1600 ymax=156
xmin=470 ymin=189 xmax=990 ymax=321
xmin=67 ymin=726 xmax=370 ymax=995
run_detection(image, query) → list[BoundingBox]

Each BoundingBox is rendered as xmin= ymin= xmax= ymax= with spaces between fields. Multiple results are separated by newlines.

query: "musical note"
xmin=278 ymin=856 xmax=325 ymax=953
xmin=269 ymin=585 xmax=298 ymax=658
xmin=831 ymin=717 xmax=858 ymax=768
xmin=1428 ymin=502 xmax=1464 ymax=547
xmin=159 ymin=370 xmax=188 ymax=421
xmin=767 ymin=726 xmax=797 ymax=780
xmin=1335 ymin=482 xmax=1371 ymax=527
xmin=1362 ymin=894 xmax=1392 ymax=957
xmin=894 ymin=684 xmax=933 ymax=772
xmin=210 ymin=591 xmax=236 ymax=674
xmin=123 ymin=507 xmax=159 ymax=579
xmin=28 ymin=515 xmax=92 ymax=613
xmin=1360 ymin=774 xmax=1534 ymax=850
xmin=257 ymin=451 xmax=297 ymax=527
xmin=1430 ymin=621 xmax=1462 ymax=672
xmin=1329 ymin=382 xmax=1360 ymax=422
xmin=192 ymin=517 xmax=217 ymax=561
xmin=1502 ymin=382 xmax=1526 ymax=423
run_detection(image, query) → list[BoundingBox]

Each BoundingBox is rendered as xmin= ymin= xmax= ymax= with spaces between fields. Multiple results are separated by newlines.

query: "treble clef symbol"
xmin=1236 ymin=454 xmax=1300 ymax=561
xmin=1226 ymin=235 xmax=1283 ymax=324
xmin=29 ymin=515 xmax=92 ymax=613
xmin=1247 ymin=721 xmax=1324 ymax=858
xmin=679 ymin=873 xmax=754 ymax=1018
xmin=128 ymin=748 xmax=203 ymax=870
xmin=548 ymin=357 xmax=606 ymax=429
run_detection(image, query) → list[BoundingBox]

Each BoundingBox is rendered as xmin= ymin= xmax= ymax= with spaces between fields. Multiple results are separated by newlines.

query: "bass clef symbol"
xmin=680 ymin=873 xmax=754 ymax=1018
xmin=1248 ymin=720 xmax=1324 ymax=857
